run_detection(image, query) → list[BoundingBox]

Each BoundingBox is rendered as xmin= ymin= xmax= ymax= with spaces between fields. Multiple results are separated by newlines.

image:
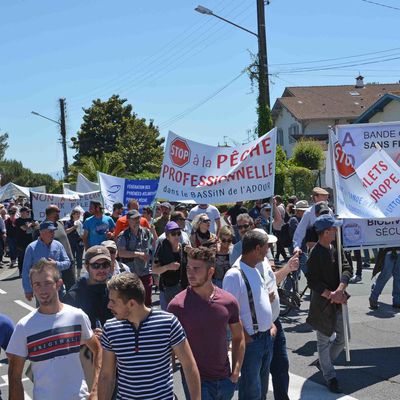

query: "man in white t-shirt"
xmin=7 ymin=258 xmax=101 ymax=400
xmin=223 ymin=229 xmax=275 ymax=400
xmin=188 ymin=204 xmax=221 ymax=235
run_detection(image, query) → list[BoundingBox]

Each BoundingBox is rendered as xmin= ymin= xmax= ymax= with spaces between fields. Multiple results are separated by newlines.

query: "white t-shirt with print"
xmin=6 ymin=304 xmax=93 ymax=400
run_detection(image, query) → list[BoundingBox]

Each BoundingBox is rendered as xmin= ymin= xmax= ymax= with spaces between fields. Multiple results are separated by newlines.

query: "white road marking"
xmin=269 ymin=372 xmax=359 ymax=400
xmin=14 ymin=300 xmax=35 ymax=312
xmin=0 ymin=288 xmax=6 ymax=294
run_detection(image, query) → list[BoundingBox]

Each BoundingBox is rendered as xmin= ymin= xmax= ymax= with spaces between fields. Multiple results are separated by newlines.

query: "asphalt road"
xmin=1 ymin=260 xmax=399 ymax=399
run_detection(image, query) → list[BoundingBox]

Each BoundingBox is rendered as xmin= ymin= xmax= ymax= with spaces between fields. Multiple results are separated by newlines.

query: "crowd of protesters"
xmin=0 ymin=188 xmax=399 ymax=400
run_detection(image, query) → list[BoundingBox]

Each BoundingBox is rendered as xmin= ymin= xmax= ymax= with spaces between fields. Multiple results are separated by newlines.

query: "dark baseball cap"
xmin=127 ymin=210 xmax=141 ymax=219
xmin=165 ymin=221 xmax=180 ymax=233
xmin=20 ymin=206 xmax=31 ymax=213
xmin=39 ymin=221 xmax=58 ymax=231
xmin=314 ymin=215 xmax=342 ymax=233
xmin=85 ymin=245 xmax=111 ymax=263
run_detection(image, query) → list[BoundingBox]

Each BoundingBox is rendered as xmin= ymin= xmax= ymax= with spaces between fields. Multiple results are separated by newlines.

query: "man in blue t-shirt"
xmin=83 ymin=201 xmax=115 ymax=250
xmin=0 ymin=313 xmax=14 ymax=400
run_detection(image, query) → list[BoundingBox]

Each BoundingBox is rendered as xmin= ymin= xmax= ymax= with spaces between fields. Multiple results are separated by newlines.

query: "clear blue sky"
xmin=1 ymin=0 xmax=400 ymax=176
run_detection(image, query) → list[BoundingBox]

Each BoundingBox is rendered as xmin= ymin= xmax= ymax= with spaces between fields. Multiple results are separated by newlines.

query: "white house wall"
xmin=368 ymin=100 xmax=400 ymax=123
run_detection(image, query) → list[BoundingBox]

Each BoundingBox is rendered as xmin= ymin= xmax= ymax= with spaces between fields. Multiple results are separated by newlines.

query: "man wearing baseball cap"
xmin=117 ymin=210 xmax=153 ymax=306
xmin=101 ymin=240 xmax=130 ymax=275
xmin=306 ymin=214 xmax=353 ymax=393
xmin=292 ymin=187 xmax=332 ymax=254
xmin=22 ymin=221 xmax=71 ymax=302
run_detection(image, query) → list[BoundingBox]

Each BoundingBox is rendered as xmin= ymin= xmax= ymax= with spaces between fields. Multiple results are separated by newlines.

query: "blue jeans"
xmin=371 ymin=253 xmax=400 ymax=305
xmin=270 ymin=319 xmax=289 ymax=400
xmin=182 ymin=374 xmax=236 ymax=400
xmin=239 ymin=330 xmax=273 ymax=400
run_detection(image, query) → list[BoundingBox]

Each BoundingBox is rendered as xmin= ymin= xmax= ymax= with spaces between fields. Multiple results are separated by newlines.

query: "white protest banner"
xmin=31 ymin=190 xmax=102 ymax=220
xmin=156 ymin=129 xmax=276 ymax=203
xmin=329 ymin=132 xmax=381 ymax=218
xmin=98 ymin=172 xmax=158 ymax=213
xmin=76 ymin=173 xmax=100 ymax=193
xmin=355 ymin=149 xmax=400 ymax=217
xmin=342 ymin=218 xmax=400 ymax=248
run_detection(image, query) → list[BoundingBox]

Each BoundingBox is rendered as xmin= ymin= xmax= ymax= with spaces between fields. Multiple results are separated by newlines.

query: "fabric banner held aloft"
xmin=97 ymin=172 xmax=158 ymax=213
xmin=156 ymin=129 xmax=277 ymax=203
xmin=76 ymin=173 xmax=100 ymax=193
xmin=31 ymin=190 xmax=102 ymax=220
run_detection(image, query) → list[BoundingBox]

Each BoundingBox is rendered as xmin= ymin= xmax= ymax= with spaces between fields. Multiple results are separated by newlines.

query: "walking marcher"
xmin=168 ymin=246 xmax=245 ymax=400
xmin=214 ymin=225 xmax=234 ymax=288
xmin=83 ymin=200 xmax=115 ymax=249
xmin=156 ymin=211 xmax=190 ymax=247
xmin=5 ymin=206 xmax=18 ymax=267
xmin=154 ymin=201 xmax=172 ymax=236
xmin=64 ymin=208 xmax=84 ymax=279
xmin=224 ymin=201 xmax=248 ymax=242
xmin=0 ymin=214 xmax=6 ymax=266
xmin=102 ymin=240 xmax=130 ymax=275
xmin=292 ymin=187 xmax=331 ymax=253
xmin=306 ymin=214 xmax=353 ymax=394
xmin=45 ymin=204 xmax=76 ymax=289
xmin=117 ymin=210 xmax=153 ymax=306
xmin=22 ymin=221 xmax=70 ymax=301
xmin=114 ymin=199 xmax=150 ymax=237
xmin=369 ymin=247 xmax=400 ymax=309
xmin=223 ymin=230 xmax=275 ymax=400
xmin=188 ymin=203 xmax=221 ymax=235
xmin=153 ymin=221 xmax=188 ymax=310
xmin=190 ymin=213 xmax=217 ymax=248
xmin=273 ymin=195 xmax=288 ymax=264
xmin=15 ymin=206 xmax=37 ymax=277
xmin=0 ymin=313 xmax=14 ymax=400
xmin=111 ymin=202 xmax=124 ymax=223
xmin=98 ymin=273 xmax=201 ymax=400
xmin=7 ymin=259 xmax=101 ymax=400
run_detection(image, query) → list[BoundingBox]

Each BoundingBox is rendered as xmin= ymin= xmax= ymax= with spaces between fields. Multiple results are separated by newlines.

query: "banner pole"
xmin=329 ymin=127 xmax=351 ymax=362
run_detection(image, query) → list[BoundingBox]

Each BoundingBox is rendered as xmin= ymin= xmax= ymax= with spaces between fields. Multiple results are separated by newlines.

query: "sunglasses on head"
xmin=169 ymin=230 xmax=182 ymax=237
xmin=201 ymin=219 xmax=211 ymax=223
xmin=237 ymin=224 xmax=250 ymax=230
xmin=220 ymin=238 xmax=232 ymax=243
xmin=90 ymin=261 xmax=111 ymax=270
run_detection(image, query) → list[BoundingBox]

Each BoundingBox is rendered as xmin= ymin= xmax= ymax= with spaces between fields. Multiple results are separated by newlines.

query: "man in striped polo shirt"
xmin=98 ymin=273 xmax=201 ymax=400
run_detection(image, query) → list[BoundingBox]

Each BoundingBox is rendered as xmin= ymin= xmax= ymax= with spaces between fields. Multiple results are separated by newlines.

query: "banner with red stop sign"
xmin=156 ymin=129 xmax=277 ymax=203
xmin=328 ymin=121 xmax=400 ymax=219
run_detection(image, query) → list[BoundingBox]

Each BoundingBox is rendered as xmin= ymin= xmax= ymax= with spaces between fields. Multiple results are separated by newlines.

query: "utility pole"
xmin=59 ymin=98 xmax=69 ymax=179
xmin=256 ymin=0 xmax=271 ymax=134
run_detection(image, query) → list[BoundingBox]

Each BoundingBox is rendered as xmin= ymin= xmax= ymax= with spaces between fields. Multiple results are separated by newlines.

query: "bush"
xmin=291 ymin=139 xmax=324 ymax=170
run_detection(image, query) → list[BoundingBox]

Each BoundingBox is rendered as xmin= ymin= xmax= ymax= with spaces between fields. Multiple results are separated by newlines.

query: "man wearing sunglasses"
xmin=117 ymin=210 xmax=153 ymax=306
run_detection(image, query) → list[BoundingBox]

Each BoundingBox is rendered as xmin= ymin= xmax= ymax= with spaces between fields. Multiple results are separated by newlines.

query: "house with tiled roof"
xmin=272 ymin=76 xmax=400 ymax=155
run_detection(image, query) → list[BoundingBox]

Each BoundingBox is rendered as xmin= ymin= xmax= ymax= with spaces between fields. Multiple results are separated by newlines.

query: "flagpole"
xmin=329 ymin=127 xmax=351 ymax=362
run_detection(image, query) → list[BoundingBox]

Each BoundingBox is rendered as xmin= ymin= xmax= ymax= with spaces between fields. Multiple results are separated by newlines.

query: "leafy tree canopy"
xmin=291 ymin=139 xmax=325 ymax=170
xmin=0 ymin=132 xmax=9 ymax=160
xmin=71 ymin=95 xmax=164 ymax=177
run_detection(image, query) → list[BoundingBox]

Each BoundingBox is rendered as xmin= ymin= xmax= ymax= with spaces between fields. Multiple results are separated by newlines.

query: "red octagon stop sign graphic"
xmin=170 ymin=138 xmax=191 ymax=167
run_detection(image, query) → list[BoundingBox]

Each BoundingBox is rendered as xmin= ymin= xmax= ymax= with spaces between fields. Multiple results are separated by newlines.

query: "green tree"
xmin=291 ymin=139 xmax=325 ymax=170
xmin=69 ymin=154 xmax=126 ymax=182
xmin=71 ymin=95 xmax=164 ymax=176
xmin=0 ymin=132 xmax=9 ymax=160
xmin=0 ymin=159 xmax=59 ymax=192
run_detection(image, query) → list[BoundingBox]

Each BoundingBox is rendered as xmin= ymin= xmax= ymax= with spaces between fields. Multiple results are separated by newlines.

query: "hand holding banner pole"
xmin=329 ymin=127 xmax=351 ymax=362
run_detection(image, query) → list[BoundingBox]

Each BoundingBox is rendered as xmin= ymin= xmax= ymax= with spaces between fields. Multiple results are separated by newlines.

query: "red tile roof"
xmin=272 ymin=83 xmax=400 ymax=121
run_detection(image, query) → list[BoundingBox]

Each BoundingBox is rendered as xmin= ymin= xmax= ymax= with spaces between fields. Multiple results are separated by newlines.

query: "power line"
xmin=360 ymin=0 xmax=400 ymax=11
xmin=158 ymin=70 xmax=247 ymax=130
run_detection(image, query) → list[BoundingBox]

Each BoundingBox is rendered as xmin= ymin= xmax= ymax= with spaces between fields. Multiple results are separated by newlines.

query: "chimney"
xmin=355 ymin=75 xmax=364 ymax=88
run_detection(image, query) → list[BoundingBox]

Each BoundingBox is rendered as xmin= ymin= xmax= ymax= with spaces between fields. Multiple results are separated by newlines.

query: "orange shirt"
xmin=114 ymin=215 xmax=150 ymax=237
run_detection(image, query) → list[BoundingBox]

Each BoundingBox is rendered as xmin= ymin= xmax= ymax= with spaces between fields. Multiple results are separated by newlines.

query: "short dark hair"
xmin=171 ymin=211 xmax=185 ymax=222
xmin=45 ymin=204 xmax=60 ymax=216
xmin=107 ymin=273 xmax=145 ymax=305
xmin=142 ymin=206 xmax=152 ymax=215
xmin=29 ymin=258 xmax=61 ymax=284
xmin=242 ymin=230 xmax=268 ymax=255
xmin=186 ymin=246 xmax=215 ymax=269
xmin=113 ymin=202 xmax=124 ymax=211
